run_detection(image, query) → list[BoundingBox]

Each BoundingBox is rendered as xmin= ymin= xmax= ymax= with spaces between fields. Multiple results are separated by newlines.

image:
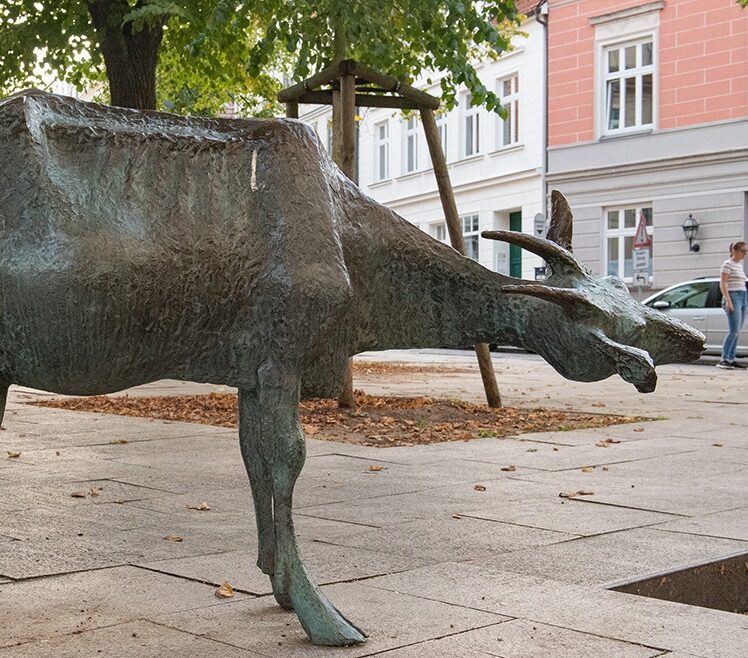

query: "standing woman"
xmin=717 ymin=241 xmax=748 ymax=369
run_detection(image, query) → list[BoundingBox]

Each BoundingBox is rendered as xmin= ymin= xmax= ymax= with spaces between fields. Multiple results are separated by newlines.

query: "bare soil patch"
xmin=31 ymin=391 xmax=647 ymax=447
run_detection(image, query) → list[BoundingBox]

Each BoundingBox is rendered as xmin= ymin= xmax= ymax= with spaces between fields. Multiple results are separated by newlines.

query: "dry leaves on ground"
xmin=215 ymin=582 xmax=234 ymax=598
xmin=32 ymin=388 xmax=649 ymax=448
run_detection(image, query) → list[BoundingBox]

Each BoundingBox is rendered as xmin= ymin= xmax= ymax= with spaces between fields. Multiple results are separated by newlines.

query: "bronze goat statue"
xmin=0 ymin=90 xmax=704 ymax=646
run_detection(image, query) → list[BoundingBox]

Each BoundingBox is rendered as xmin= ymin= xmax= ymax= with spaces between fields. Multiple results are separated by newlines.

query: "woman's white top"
xmin=721 ymin=258 xmax=747 ymax=291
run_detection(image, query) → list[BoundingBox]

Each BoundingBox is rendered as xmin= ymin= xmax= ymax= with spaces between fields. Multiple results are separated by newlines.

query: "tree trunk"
xmin=87 ymin=0 xmax=164 ymax=110
xmin=333 ymin=72 xmax=358 ymax=409
xmin=420 ymin=108 xmax=502 ymax=408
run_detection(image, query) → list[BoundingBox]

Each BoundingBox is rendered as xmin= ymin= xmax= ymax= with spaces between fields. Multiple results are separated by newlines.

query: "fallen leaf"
xmin=590 ymin=402 xmax=606 ymax=407
xmin=712 ymin=443 xmax=724 ymax=447
xmin=163 ymin=535 xmax=184 ymax=542
xmin=6 ymin=451 xmax=20 ymax=458
xmin=368 ymin=465 xmax=384 ymax=472
xmin=559 ymin=489 xmax=594 ymax=499
xmin=110 ymin=439 xmax=129 ymax=445
xmin=70 ymin=491 xmax=87 ymax=498
xmin=633 ymin=428 xmax=644 ymax=432
xmin=602 ymin=466 xmax=609 ymax=471
xmin=500 ymin=465 xmax=517 ymax=472
xmin=474 ymin=484 xmax=487 ymax=492
xmin=526 ymin=448 xmax=538 ymax=452
xmin=88 ymin=487 xmax=99 ymax=497
xmin=187 ymin=502 xmax=211 ymax=511
xmin=451 ymin=514 xmax=462 ymax=519
xmin=215 ymin=581 xmax=234 ymax=598
xmin=581 ymin=467 xmax=594 ymax=473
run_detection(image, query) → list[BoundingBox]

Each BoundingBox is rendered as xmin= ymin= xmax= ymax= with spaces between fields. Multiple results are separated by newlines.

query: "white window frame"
xmin=436 ymin=111 xmax=448 ymax=160
xmin=591 ymin=3 xmax=663 ymax=139
xmin=325 ymin=119 xmax=333 ymax=154
xmin=602 ymin=38 xmax=654 ymax=135
xmin=461 ymin=214 xmax=480 ymax=261
xmin=374 ymin=120 xmax=390 ymax=181
xmin=497 ymin=74 xmax=520 ymax=148
xmin=432 ymin=222 xmax=448 ymax=243
xmin=403 ymin=115 xmax=419 ymax=174
xmin=463 ymin=95 xmax=481 ymax=157
xmin=604 ymin=205 xmax=654 ymax=283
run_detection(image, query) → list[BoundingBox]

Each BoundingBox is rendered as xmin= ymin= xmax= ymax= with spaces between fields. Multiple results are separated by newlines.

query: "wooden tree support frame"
xmin=278 ymin=59 xmax=502 ymax=409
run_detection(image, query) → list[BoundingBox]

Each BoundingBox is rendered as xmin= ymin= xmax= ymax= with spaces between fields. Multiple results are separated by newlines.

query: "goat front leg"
xmin=241 ymin=362 xmax=366 ymax=646
xmin=238 ymin=389 xmax=292 ymax=610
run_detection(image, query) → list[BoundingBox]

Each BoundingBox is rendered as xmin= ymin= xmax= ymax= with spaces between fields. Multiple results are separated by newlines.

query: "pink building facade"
xmin=546 ymin=0 xmax=748 ymax=292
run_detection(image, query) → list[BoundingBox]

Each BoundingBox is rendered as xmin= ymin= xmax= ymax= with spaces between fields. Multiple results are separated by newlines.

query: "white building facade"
xmin=299 ymin=7 xmax=548 ymax=280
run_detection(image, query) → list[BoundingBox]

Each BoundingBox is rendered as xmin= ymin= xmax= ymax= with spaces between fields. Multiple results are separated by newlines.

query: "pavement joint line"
xmin=3 ymin=563 xmax=127 ymax=584
xmin=295 ymin=512 xmax=382 ymax=529
xmin=352 ymin=620 xmax=513 ymax=658
xmin=521 ymin=618 xmax=670 ymax=655
xmin=130 ymin=562 xmax=265 ymax=596
xmin=565 ymin=497 xmax=692 ymax=518
xmin=453 ymin=513 xmax=586 ymax=537
xmin=646 ymin=526 xmax=748 ymax=544
xmin=143 ymin=618 xmax=274 ymax=656
xmin=103 ymin=477 xmax=185 ymax=495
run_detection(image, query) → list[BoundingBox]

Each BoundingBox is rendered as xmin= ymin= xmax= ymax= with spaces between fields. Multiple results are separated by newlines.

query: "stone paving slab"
xmin=1 ymin=353 xmax=746 ymax=656
xmin=456 ymin=496 xmax=679 ymax=537
xmin=370 ymin=618 xmax=664 ymax=658
xmin=364 ymin=562 xmax=748 ymax=658
xmin=653 ymin=506 xmax=748 ymax=542
xmin=486 ymin=527 xmax=748 ymax=587
xmin=0 ymin=620 xmax=261 ymax=657
xmin=156 ymin=582 xmax=509 ymax=657
xmin=322 ymin=516 xmax=575 ymax=562
xmin=136 ymin=538 xmax=432 ymax=595
xmin=0 ymin=565 xmax=249 ymax=648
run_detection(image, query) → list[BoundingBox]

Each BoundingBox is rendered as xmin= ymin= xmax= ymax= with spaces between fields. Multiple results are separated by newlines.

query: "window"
xmin=463 ymin=95 xmax=480 ymax=157
xmin=436 ymin=112 xmax=448 ymax=159
xmin=326 ymin=119 xmax=333 ymax=154
xmin=461 ymin=214 xmax=480 ymax=261
xmin=432 ymin=223 xmax=447 ymax=242
xmin=374 ymin=120 xmax=389 ymax=181
xmin=498 ymin=74 xmax=519 ymax=147
xmin=605 ymin=206 xmax=653 ymax=281
xmin=604 ymin=39 xmax=653 ymax=134
xmin=403 ymin=116 xmax=419 ymax=173
xmin=650 ymin=282 xmax=711 ymax=310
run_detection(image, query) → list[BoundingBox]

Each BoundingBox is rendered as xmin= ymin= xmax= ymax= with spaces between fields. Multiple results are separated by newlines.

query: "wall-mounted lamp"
xmin=682 ymin=214 xmax=700 ymax=252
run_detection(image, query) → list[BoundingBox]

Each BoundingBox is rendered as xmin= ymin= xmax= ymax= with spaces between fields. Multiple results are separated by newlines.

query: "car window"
xmin=655 ymin=281 xmax=711 ymax=309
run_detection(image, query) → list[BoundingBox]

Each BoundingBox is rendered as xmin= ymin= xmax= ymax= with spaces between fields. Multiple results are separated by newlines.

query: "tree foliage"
xmin=200 ymin=0 xmax=524 ymax=113
xmin=1 ymin=1 xmax=523 ymax=114
xmin=0 ymin=0 xmax=278 ymax=114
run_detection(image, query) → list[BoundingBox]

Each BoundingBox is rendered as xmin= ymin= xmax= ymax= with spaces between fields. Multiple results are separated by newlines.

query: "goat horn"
xmin=501 ymin=284 xmax=594 ymax=314
xmin=547 ymin=190 xmax=573 ymax=251
xmin=481 ymin=230 xmax=584 ymax=277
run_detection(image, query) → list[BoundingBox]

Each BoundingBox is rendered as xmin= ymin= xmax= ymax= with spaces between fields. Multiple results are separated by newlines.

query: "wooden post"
xmin=285 ymin=101 xmax=299 ymax=119
xmin=334 ymin=73 xmax=358 ymax=408
xmin=420 ymin=108 xmax=502 ymax=408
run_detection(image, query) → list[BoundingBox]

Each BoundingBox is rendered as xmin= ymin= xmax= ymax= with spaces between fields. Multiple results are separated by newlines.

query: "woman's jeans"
xmin=721 ymin=289 xmax=748 ymax=362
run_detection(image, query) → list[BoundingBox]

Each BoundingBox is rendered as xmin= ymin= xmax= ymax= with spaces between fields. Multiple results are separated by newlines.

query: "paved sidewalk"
xmin=0 ymin=350 xmax=746 ymax=657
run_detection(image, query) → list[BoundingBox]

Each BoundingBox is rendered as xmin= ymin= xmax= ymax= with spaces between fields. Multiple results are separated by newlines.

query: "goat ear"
xmin=591 ymin=330 xmax=657 ymax=393
xmin=547 ymin=190 xmax=573 ymax=252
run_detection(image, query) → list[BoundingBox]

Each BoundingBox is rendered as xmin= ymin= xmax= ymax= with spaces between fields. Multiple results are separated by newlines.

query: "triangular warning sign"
xmin=633 ymin=213 xmax=651 ymax=248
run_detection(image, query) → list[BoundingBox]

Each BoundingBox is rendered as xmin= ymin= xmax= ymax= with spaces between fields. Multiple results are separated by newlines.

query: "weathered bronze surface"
xmin=0 ymin=90 xmax=704 ymax=646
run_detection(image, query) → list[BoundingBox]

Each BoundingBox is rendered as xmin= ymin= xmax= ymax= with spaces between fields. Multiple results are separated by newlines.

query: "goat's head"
xmin=483 ymin=191 xmax=705 ymax=393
